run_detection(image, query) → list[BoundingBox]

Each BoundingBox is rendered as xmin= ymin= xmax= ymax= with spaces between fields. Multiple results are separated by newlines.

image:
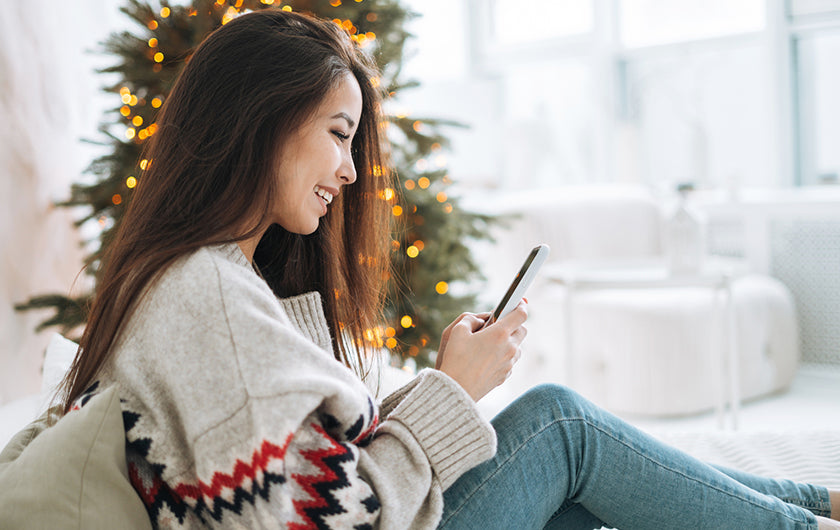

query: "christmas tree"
xmin=16 ymin=0 xmax=495 ymax=368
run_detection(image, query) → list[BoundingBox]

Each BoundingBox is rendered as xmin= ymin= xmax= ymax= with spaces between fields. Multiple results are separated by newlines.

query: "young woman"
xmin=60 ymin=8 xmax=839 ymax=529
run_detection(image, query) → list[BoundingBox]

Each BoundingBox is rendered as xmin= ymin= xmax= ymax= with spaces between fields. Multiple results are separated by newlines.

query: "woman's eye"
xmin=332 ymin=130 xmax=350 ymax=142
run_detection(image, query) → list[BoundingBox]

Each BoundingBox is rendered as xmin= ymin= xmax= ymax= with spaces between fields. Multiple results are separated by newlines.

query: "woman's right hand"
xmin=436 ymin=300 xmax=528 ymax=402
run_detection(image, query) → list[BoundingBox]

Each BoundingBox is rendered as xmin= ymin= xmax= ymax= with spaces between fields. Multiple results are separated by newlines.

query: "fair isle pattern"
xmin=118 ymin=399 xmax=381 ymax=528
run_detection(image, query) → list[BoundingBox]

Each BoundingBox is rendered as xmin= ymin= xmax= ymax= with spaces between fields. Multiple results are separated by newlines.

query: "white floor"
xmin=621 ymin=362 xmax=840 ymax=434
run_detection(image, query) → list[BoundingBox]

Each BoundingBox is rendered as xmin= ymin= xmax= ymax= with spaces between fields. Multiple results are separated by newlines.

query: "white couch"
xmin=470 ymin=186 xmax=799 ymax=417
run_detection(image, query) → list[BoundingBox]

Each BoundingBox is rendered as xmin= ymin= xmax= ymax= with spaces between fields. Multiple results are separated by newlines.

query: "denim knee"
xmin=517 ymin=383 xmax=594 ymax=422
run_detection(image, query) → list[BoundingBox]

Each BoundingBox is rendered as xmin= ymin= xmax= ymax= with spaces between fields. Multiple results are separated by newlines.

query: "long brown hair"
xmin=61 ymin=9 xmax=392 ymax=412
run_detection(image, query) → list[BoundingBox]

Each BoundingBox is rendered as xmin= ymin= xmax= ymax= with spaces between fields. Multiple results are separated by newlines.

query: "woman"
xmin=60 ymin=8 xmax=839 ymax=529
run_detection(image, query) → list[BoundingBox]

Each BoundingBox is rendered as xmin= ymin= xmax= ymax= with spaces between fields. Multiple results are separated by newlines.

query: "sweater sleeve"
xmin=110 ymin=245 xmax=495 ymax=530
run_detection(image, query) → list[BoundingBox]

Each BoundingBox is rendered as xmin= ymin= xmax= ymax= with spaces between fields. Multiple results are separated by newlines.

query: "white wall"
xmin=0 ymin=2 xmax=123 ymax=405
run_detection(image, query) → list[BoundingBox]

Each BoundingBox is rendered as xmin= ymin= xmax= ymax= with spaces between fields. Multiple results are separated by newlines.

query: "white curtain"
xmin=0 ymin=1 xmax=122 ymax=404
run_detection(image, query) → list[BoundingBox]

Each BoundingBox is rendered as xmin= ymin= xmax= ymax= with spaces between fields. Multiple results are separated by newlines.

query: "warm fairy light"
xmin=444 ymin=203 xmax=453 ymax=213
xmin=160 ymin=7 xmax=170 ymax=18
xmin=132 ymin=116 xmax=143 ymax=127
xmin=406 ymin=245 xmax=419 ymax=258
xmin=151 ymin=97 xmax=162 ymax=108
xmin=154 ymin=52 xmax=164 ymax=63
xmin=282 ymin=5 xmax=292 ymax=11
xmin=120 ymin=86 xmax=130 ymax=96
xmin=147 ymin=123 xmax=158 ymax=135
xmin=138 ymin=130 xmax=148 ymax=140
xmin=435 ymin=281 xmax=449 ymax=295
xmin=385 ymin=338 xmax=397 ymax=349
xmin=148 ymin=38 xmax=158 ymax=48
xmin=379 ymin=187 xmax=395 ymax=201
xmin=418 ymin=177 xmax=431 ymax=189
xmin=414 ymin=240 xmax=425 ymax=251
xmin=129 ymin=95 xmax=138 ymax=106
xmin=355 ymin=0 xmax=363 ymax=3
xmin=370 ymin=76 xmax=380 ymax=88
xmin=408 ymin=346 xmax=420 ymax=356
xmin=120 ymin=105 xmax=130 ymax=117
xmin=366 ymin=32 xmax=376 ymax=41
xmin=436 ymin=192 xmax=447 ymax=203
xmin=126 ymin=176 xmax=137 ymax=188
xmin=404 ymin=179 xmax=416 ymax=190
xmin=189 ymin=8 xmax=197 ymax=16
xmin=222 ymin=7 xmax=238 ymax=24
xmin=153 ymin=64 xmax=162 ymax=73
xmin=415 ymin=159 xmax=428 ymax=171
xmin=235 ymin=0 xmax=244 ymax=7
xmin=391 ymin=239 xmax=400 ymax=250
xmin=385 ymin=327 xmax=396 ymax=337
xmin=372 ymin=165 xmax=383 ymax=177
xmin=139 ymin=159 xmax=149 ymax=170
xmin=260 ymin=0 xmax=276 ymax=4
xmin=392 ymin=205 xmax=403 ymax=216
xmin=121 ymin=93 xmax=131 ymax=104
xmin=431 ymin=142 xmax=442 ymax=151
xmin=148 ymin=20 xmax=158 ymax=30
xmin=412 ymin=120 xmax=423 ymax=132
xmin=125 ymin=128 xmax=136 ymax=139
xmin=400 ymin=315 xmax=413 ymax=328
xmin=366 ymin=13 xmax=377 ymax=22
xmin=330 ymin=0 xmax=342 ymax=5
xmin=112 ymin=194 xmax=122 ymax=205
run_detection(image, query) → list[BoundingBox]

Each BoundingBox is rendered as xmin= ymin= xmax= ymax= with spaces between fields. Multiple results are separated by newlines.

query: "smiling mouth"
xmin=314 ymin=185 xmax=333 ymax=205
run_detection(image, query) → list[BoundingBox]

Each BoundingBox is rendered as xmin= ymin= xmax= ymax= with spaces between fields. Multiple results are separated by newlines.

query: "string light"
xmin=120 ymin=105 xmax=131 ymax=117
xmin=392 ymin=205 xmax=403 ymax=216
xmin=129 ymin=95 xmax=138 ymax=106
xmin=415 ymin=159 xmax=428 ymax=171
xmin=222 ymin=7 xmax=238 ymax=24
xmin=154 ymin=52 xmax=164 ymax=63
xmin=418 ymin=177 xmax=430 ymax=189
xmin=444 ymin=203 xmax=453 ymax=213
xmin=139 ymin=159 xmax=149 ymax=170
xmin=366 ymin=13 xmax=377 ymax=22
xmin=414 ymin=240 xmax=425 ymax=251
xmin=385 ymin=327 xmax=396 ymax=337
xmin=385 ymin=338 xmax=397 ymax=349
xmin=406 ymin=245 xmax=419 ymax=258
xmin=436 ymin=191 xmax=447 ymax=203
xmin=400 ymin=315 xmax=413 ymax=328
xmin=151 ymin=97 xmax=162 ymax=108
xmin=126 ymin=176 xmax=137 ymax=188
xmin=112 ymin=194 xmax=122 ymax=205
xmin=125 ymin=128 xmax=136 ymax=139
xmin=404 ymin=179 xmax=415 ymax=190
xmin=435 ymin=281 xmax=449 ymax=294
xmin=148 ymin=38 xmax=158 ymax=48
xmin=412 ymin=120 xmax=423 ymax=132
xmin=132 ymin=116 xmax=143 ymax=127
xmin=282 ymin=5 xmax=292 ymax=11
xmin=160 ymin=7 xmax=170 ymax=18
xmin=148 ymin=20 xmax=158 ymax=30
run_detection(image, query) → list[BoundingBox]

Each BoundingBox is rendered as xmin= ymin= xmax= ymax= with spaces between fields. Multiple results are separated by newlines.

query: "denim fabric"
xmin=440 ymin=385 xmax=830 ymax=530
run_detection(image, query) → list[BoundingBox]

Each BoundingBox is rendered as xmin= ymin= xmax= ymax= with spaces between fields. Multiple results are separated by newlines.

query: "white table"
xmin=543 ymin=257 xmax=749 ymax=429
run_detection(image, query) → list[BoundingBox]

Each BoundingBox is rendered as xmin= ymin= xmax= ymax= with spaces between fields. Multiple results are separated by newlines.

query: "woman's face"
xmin=272 ymin=72 xmax=363 ymax=235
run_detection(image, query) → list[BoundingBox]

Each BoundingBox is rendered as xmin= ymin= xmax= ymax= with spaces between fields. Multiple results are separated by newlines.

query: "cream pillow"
xmin=0 ymin=385 xmax=151 ymax=529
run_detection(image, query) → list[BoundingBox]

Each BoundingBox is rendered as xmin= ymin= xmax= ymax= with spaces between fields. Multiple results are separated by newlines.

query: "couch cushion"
xmin=0 ymin=385 xmax=151 ymax=529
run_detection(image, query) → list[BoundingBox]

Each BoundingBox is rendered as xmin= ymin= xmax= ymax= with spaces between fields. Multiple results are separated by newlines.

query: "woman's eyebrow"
xmin=331 ymin=112 xmax=356 ymax=129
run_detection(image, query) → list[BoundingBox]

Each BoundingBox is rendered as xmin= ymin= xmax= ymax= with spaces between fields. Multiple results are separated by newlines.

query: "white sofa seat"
xmin=478 ymin=186 xmax=800 ymax=416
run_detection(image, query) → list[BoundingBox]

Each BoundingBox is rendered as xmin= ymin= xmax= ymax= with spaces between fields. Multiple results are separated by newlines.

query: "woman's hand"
xmin=436 ymin=300 xmax=528 ymax=402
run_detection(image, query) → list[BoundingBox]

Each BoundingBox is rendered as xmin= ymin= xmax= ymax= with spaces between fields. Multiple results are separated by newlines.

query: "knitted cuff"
xmin=386 ymin=369 xmax=497 ymax=490
xmin=278 ymin=292 xmax=334 ymax=353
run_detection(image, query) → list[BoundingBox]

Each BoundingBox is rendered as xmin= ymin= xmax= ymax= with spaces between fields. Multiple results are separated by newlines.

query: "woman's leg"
xmin=439 ymin=384 xmax=830 ymax=530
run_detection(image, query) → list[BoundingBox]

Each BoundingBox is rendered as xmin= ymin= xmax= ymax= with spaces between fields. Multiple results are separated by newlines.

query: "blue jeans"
xmin=439 ymin=385 xmax=832 ymax=529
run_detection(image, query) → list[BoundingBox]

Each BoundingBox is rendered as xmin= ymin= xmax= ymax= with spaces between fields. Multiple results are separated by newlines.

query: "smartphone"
xmin=484 ymin=244 xmax=550 ymax=328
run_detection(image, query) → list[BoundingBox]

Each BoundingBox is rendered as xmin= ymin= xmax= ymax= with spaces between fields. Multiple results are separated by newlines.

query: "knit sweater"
xmin=86 ymin=242 xmax=496 ymax=529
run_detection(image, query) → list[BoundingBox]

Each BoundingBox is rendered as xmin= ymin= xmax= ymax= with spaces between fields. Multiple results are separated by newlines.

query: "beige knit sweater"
xmin=89 ymin=242 xmax=495 ymax=529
